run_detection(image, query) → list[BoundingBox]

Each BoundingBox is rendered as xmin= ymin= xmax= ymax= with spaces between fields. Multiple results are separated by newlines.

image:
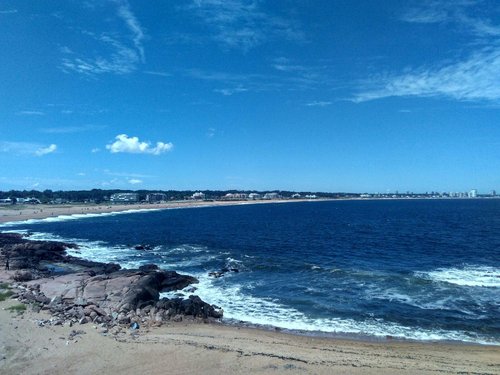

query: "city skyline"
xmin=0 ymin=1 xmax=499 ymax=192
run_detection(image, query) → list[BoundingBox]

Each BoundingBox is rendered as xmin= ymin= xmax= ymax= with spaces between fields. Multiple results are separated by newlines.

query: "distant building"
xmin=191 ymin=192 xmax=205 ymax=200
xmin=248 ymin=193 xmax=261 ymax=200
xmin=468 ymin=189 xmax=477 ymax=198
xmin=223 ymin=193 xmax=248 ymax=200
xmin=263 ymin=192 xmax=280 ymax=200
xmin=491 ymin=190 xmax=496 ymax=197
xmin=305 ymin=194 xmax=317 ymax=199
xmin=146 ymin=193 xmax=167 ymax=203
xmin=291 ymin=193 xmax=301 ymax=199
xmin=0 ymin=198 xmax=13 ymax=205
xmin=15 ymin=197 xmax=41 ymax=204
xmin=110 ymin=193 xmax=139 ymax=204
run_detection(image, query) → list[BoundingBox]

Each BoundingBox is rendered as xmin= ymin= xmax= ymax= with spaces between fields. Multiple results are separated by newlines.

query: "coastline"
xmin=1 ymin=202 xmax=499 ymax=374
xmin=1 ymin=298 xmax=499 ymax=375
xmin=0 ymin=199 xmax=322 ymax=224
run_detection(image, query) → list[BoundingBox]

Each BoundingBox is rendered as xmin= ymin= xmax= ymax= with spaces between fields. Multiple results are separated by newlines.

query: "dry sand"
xmin=1 ymin=298 xmax=499 ymax=375
xmin=0 ymin=199 xmax=313 ymax=224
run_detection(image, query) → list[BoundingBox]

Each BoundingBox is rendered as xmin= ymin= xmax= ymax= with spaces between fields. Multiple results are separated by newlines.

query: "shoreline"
xmin=1 ymin=204 xmax=498 ymax=347
xmin=1 ymin=298 xmax=499 ymax=375
xmin=0 ymin=199 xmax=325 ymax=224
xmin=0 ymin=223 xmax=499 ymax=373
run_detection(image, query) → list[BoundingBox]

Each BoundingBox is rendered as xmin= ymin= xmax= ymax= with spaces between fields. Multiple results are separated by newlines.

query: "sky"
xmin=0 ymin=0 xmax=499 ymax=193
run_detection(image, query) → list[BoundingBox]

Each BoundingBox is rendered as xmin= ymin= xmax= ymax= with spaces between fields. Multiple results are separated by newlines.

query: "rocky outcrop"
xmin=0 ymin=232 xmax=223 ymax=329
xmin=0 ymin=232 xmax=120 ymax=277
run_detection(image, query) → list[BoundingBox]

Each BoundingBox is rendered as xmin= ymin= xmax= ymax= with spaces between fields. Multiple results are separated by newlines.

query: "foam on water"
xmin=416 ymin=266 xmax=500 ymax=288
xmin=163 ymin=273 xmax=499 ymax=345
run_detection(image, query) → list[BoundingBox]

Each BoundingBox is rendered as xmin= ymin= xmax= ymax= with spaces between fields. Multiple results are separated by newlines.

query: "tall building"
xmin=468 ymin=189 xmax=477 ymax=198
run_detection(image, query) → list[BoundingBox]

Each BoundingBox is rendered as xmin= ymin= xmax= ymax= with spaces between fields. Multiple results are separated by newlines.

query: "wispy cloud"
xmin=143 ymin=70 xmax=171 ymax=77
xmin=116 ymin=0 xmax=145 ymax=62
xmin=0 ymin=9 xmax=18 ymax=14
xmin=207 ymin=127 xmax=216 ymax=138
xmin=61 ymin=1 xmax=145 ymax=76
xmin=0 ymin=141 xmax=57 ymax=156
xmin=106 ymin=134 xmax=173 ymax=155
xmin=41 ymin=124 xmax=105 ymax=134
xmin=306 ymin=101 xmax=332 ymax=107
xmin=213 ymin=86 xmax=248 ymax=96
xmin=354 ymin=46 xmax=500 ymax=103
xmin=102 ymin=169 xmax=154 ymax=178
xmin=185 ymin=62 xmax=329 ymax=95
xmin=35 ymin=144 xmax=57 ymax=156
xmin=354 ymin=2 xmax=500 ymax=103
xmin=185 ymin=0 xmax=303 ymax=51
xmin=128 ymin=178 xmax=142 ymax=185
xmin=17 ymin=110 xmax=45 ymax=116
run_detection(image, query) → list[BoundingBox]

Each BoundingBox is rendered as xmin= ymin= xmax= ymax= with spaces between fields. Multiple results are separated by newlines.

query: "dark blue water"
xmin=2 ymin=200 xmax=499 ymax=344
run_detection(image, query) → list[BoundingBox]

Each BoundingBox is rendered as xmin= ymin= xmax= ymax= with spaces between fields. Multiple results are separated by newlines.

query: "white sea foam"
xmin=163 ymin=273 xmax=499 ymax=345
xmin=0 ymin=208 xmax=166 ymax=228
xmin=416 ymin=266 xmax=500 ymax=288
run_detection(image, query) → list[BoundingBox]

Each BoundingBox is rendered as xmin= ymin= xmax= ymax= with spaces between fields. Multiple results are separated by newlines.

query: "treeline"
xmin=0 ymin=189 xmax=358 ymax=203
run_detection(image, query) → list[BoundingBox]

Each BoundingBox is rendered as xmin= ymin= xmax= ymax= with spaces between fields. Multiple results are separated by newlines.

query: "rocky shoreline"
xmin=0 ymin=232 xmax=223 ymax=333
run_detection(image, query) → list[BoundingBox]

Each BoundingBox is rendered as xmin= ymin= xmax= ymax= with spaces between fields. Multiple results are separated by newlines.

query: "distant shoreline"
xmin=0 ymin=198 xmax=329 ymax=224
xmin=1 ymin=197 xmax=498 ymax=224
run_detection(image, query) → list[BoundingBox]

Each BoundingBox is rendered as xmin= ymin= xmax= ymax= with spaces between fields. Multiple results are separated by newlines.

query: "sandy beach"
xmin=1 ymin=202 xmax=499 ymax=375
xmin=1 ymin=297 xmax=499 ymax=375
xmin=0 ymin=199 xmax=305 ymax=224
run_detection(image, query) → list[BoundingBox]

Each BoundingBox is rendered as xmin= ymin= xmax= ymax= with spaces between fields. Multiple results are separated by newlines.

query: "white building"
xmin=110 ymin=193 xmax=139 ymax=204
xmin=248 ymin=193 xmax=261 ymax=200
xmin=192 ymin=192 xmax=205 ymax=200
xmin=263 ymin=192 xmax=280 ymax=200
xmin=468 ymin=189 xmax=477 ymax=198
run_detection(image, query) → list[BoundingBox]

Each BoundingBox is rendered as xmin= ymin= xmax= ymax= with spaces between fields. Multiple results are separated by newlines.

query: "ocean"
xmin=2 ymin=199 xmax=499 ymax=345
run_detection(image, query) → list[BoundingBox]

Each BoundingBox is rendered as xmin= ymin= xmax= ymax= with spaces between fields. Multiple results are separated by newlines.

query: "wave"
xmin=4 ymin=228 xmax=499 ymax=345
xmin=163 ymin=274 xmax=499 ymax=345
xmin=415 ymin=266 xmax=500 ymax=288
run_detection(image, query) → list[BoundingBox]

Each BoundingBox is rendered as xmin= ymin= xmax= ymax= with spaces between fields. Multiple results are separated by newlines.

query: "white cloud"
xmin=128 ymin=178 xmax=143 ymax=185
xmin=353 ymin=46 xmax=500 ymax=103
xmin=106 ymin=134 xmax=173 ymax=155
xmin=91 ymin=148 xmax=100 ymax=153
xmin=0 ymin=141 xmax=57 ymax=156
xmin=354 ymin=3 xmax=500 ymax=104
xmin=116 ymin=0 xmax=145 ymax=62
xmin=306 ymin=101 xmax=332 ymax=107
xmin=0 ymin=9 xmax=17 ymax=14
xmin=35 ymin=144 xmax=57 ymax=156
xmin=61 ymin=1 xmax=145 ymax=76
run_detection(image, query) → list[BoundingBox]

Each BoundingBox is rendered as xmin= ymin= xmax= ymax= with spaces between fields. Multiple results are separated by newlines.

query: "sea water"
xmin=2 ymin=199 xmax=499 ymax=345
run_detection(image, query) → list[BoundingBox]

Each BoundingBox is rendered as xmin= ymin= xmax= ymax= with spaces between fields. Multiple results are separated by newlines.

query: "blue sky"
xmin=0 ymin=0 xmax=499 ymax=193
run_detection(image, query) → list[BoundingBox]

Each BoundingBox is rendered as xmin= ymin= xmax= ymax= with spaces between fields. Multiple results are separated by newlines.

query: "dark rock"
xmin=0 ymin=232 xmax=222 ymax=328
xmin=138 ymin=264 xmax=159 ymax=272
xmin=130 ymin=322 xmax=140 ymax=330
